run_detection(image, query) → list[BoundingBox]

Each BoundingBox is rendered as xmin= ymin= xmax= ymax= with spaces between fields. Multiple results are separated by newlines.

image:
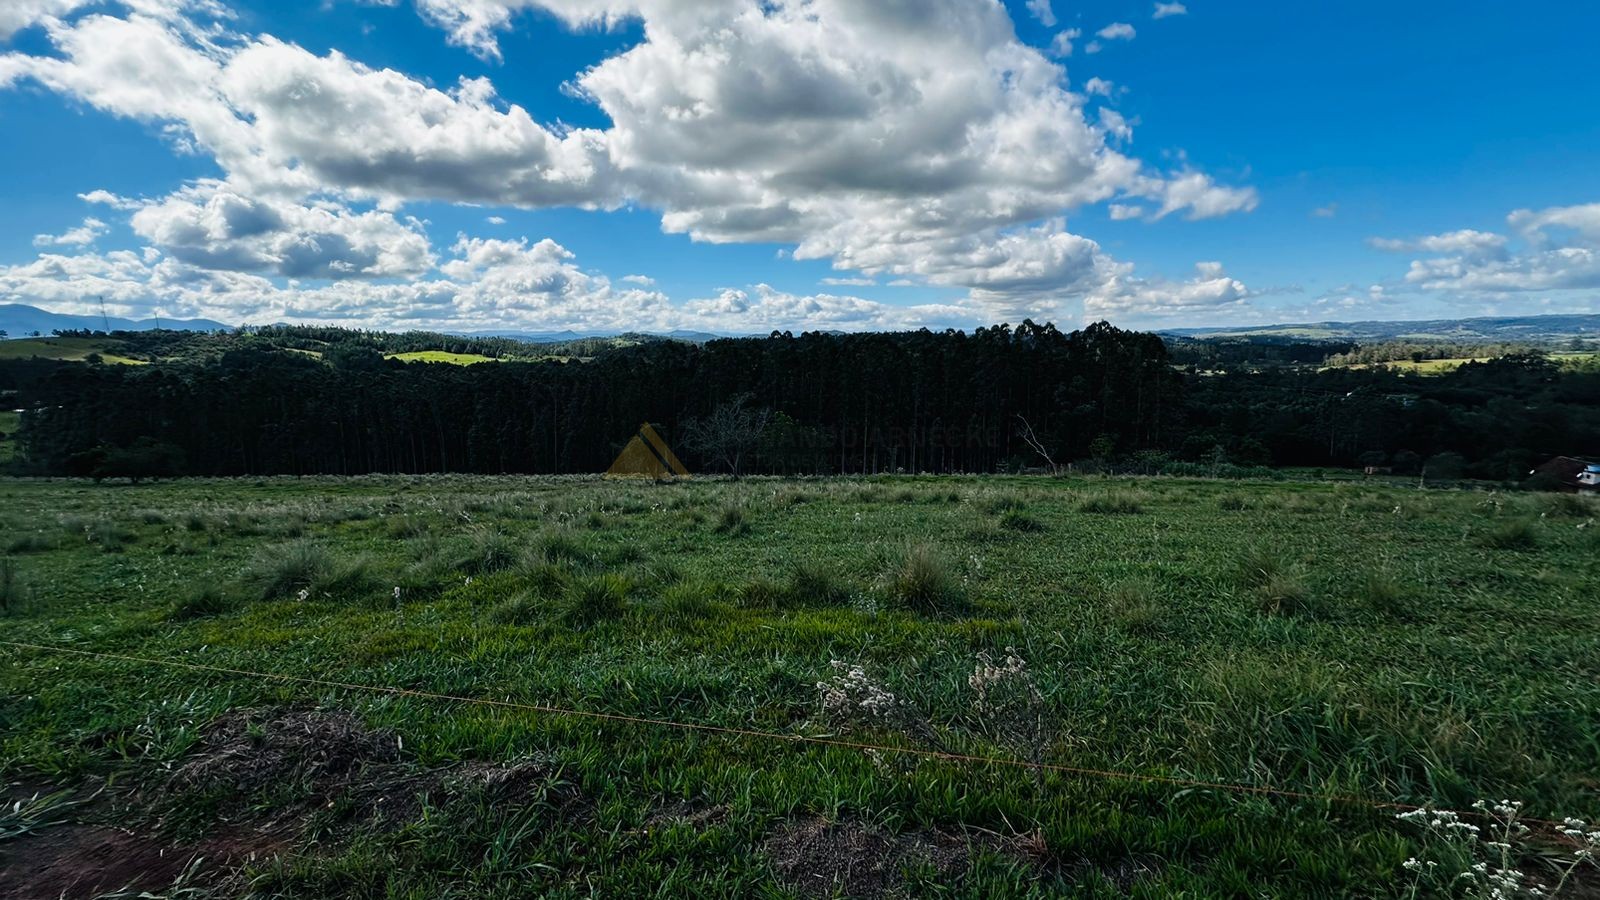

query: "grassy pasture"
xmin=0 ymin=475 xmax=1597 ymax=897
xmin=385 ymin=350 xmax=503 ymax=365
xmin=0 ymin=336 xmax=147 ymax=364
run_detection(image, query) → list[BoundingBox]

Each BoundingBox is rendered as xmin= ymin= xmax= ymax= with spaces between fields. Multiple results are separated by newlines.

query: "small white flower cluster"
xmin=817 ymin=660 xmax=901 ymax=724
xmin=1397 ymin=799 xmax=1599 ymax=900
xmin=968 ymin=647 xmax=1041 ymax=714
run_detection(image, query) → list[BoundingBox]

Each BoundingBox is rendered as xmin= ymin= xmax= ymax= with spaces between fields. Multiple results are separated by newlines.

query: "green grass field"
xmin=1329 ymin=351 xmax=1600 ymax=375
xmin=2 ymin=475 xmax=1598 ymax=897
xmin=385 ymin=350 xmax=503 ymax=365
xmin=0 ymin=336 xmax=147 ymax=365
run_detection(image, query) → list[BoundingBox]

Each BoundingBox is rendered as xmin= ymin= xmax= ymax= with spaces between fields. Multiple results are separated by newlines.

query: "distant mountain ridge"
xmin=1160 ymin=313 xmax=1600 ymax=343
xmin=6 ymin=301 xmax=1599 ymax=346
xmin=0 ymin=303 xmax=229 ymax=336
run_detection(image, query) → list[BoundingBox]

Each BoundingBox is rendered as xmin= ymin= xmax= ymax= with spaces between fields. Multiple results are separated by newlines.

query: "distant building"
xmin=1529 ymin=456 xmax=1600 ymax=492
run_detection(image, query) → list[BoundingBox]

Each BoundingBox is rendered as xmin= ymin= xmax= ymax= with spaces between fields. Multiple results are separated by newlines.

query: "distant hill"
xmin=0 ymin=303 xmax=229 ymax=337
xmin=1161 ymin=313 xmax=1600 ymax=344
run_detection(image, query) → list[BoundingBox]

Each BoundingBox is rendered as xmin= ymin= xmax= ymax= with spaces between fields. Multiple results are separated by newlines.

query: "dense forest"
xmin=3 ymin=321 xmax=1598 ymax=481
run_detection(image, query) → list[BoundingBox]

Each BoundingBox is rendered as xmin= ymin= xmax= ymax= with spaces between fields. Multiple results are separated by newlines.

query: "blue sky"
xmin=1 ymin=0 xmax=1597 ymax=333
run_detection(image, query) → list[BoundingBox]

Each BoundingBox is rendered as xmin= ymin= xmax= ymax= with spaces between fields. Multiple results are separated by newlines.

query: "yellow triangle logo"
xmin=606 ymin=423 xmax=690 ymax=478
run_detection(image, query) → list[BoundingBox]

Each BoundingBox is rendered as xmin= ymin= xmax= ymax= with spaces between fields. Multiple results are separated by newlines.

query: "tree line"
xmin=3 ymin=323 xmax=1598 ymax=481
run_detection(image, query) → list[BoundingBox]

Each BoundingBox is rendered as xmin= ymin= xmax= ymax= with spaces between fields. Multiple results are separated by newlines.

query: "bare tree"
xmin=1014 ymin=415 xmax=1059 ymax=474
xmin=682 ymin=394 xmax=773 ymax=477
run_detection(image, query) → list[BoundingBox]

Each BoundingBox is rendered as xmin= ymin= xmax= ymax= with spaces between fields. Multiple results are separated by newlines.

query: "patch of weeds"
xmin=713 ymin=504 xmax=749 ymax=536
xmin=560 ymin=574 xmax=631 ymax=629
xmin=787 ymin=560 xmax=851 ymax=606
xmin=87 ymin=518 xmax=133 ymax=552
xmin=1104 ymin=577 xmax=1161 ymax=633
xmin=486 ymin=590 xmax=544 ymax=626
xmin=385 ymin=516 xmax=430 ymax=540
xmin=461 ymin=527 xmax=518 ymax=575
xmin=1217 ymin=494 xmax=1249 ymax=511
xmin=244 ymin=540 xmax=330 ymax=602
xmin=881 ymin=543 xmax=964 ymax=615
xmin=1 ymin=557 xmax=37 ymax=615
xmin=659 ymin=580 xmax=725 ymax=624
xmin=998 ymin=509 xmax=1044 ymax=532
xmin=1478 ymin=518 xmax=1538 ymax=551
xmin=738 ymin=578 xmax=788 ymax=610
xmin=170 ymin=580 xmax=236 ymax=620
xmin=1543 ymin=492 xmax=1599 ymax=518
xmin=1238 ymin=546 xmax=1318 ymax=616
xmin=1079 ymin=492 xmax=1144 ymax=515
xmin=1359 ymin=569 xmax=1410 ymax=619
xmin=6 ymin=532 xmax=55 ymax=554
xmin=981 ymin=493 xmax=1026 ymax=514
xmin=529 ymin=528 xmax=594 ymax=569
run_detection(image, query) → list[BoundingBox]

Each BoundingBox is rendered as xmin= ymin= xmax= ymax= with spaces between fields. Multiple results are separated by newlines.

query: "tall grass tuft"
xmin=461 ymin=527 xmax=517 ymax=575
xmin=0 ymin=558 xmax=34 ymax=615
xmin=87 ymin=518 xmax=132 ymax=552
xmin=1238 ymin=546 xmax=1316 ymax=616
xmin=1105 ymin=577 xmax=1161 ymax=633
xmin=998 ymin=509 xmax=1045 ymax=532
xmin=245 ymin=540 xmax=331 ymax=601
xmin=786 ymin=560 xmax=850 ymax=606
xmin=1478 ymin=518 xmax=1538 ymax=551
xmin=170 ymin=580 xmax=235 ymax=620
xmin=881 ymin=543 xmax=964 ymax=614
xmin=713 ymin=504 xmax=749 ymax=536
xmin=1543 ymin=492 xmax=1598 ymax=518
xmin=560 ymin=574 xmax=631 ymax=629
xmin=1079 ymin=492 xmax=1144 ymax=515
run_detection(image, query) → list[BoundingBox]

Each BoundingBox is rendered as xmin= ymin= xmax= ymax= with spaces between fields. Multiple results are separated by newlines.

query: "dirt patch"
xmin=3 ymin=706 xmax=581 ymax=898
xmin=763 ymin=816 xmax=1035 ymax=899
xmin=162 ymin=707 xmax=401 ymax=820
xmin=644 ymin=800 xmax=731 ymax=833
xmin=1 ymin=824 xmax=196 ymax=900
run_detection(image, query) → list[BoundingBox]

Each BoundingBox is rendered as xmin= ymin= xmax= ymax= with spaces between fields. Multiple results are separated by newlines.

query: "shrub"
xmin=882 ymin=543 xmax=964 ymax=614
xmin=1479 ymin=519 xmax=1538 ymax=551
xmin=1079 ymin=492 xmax=1143 ymax=515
